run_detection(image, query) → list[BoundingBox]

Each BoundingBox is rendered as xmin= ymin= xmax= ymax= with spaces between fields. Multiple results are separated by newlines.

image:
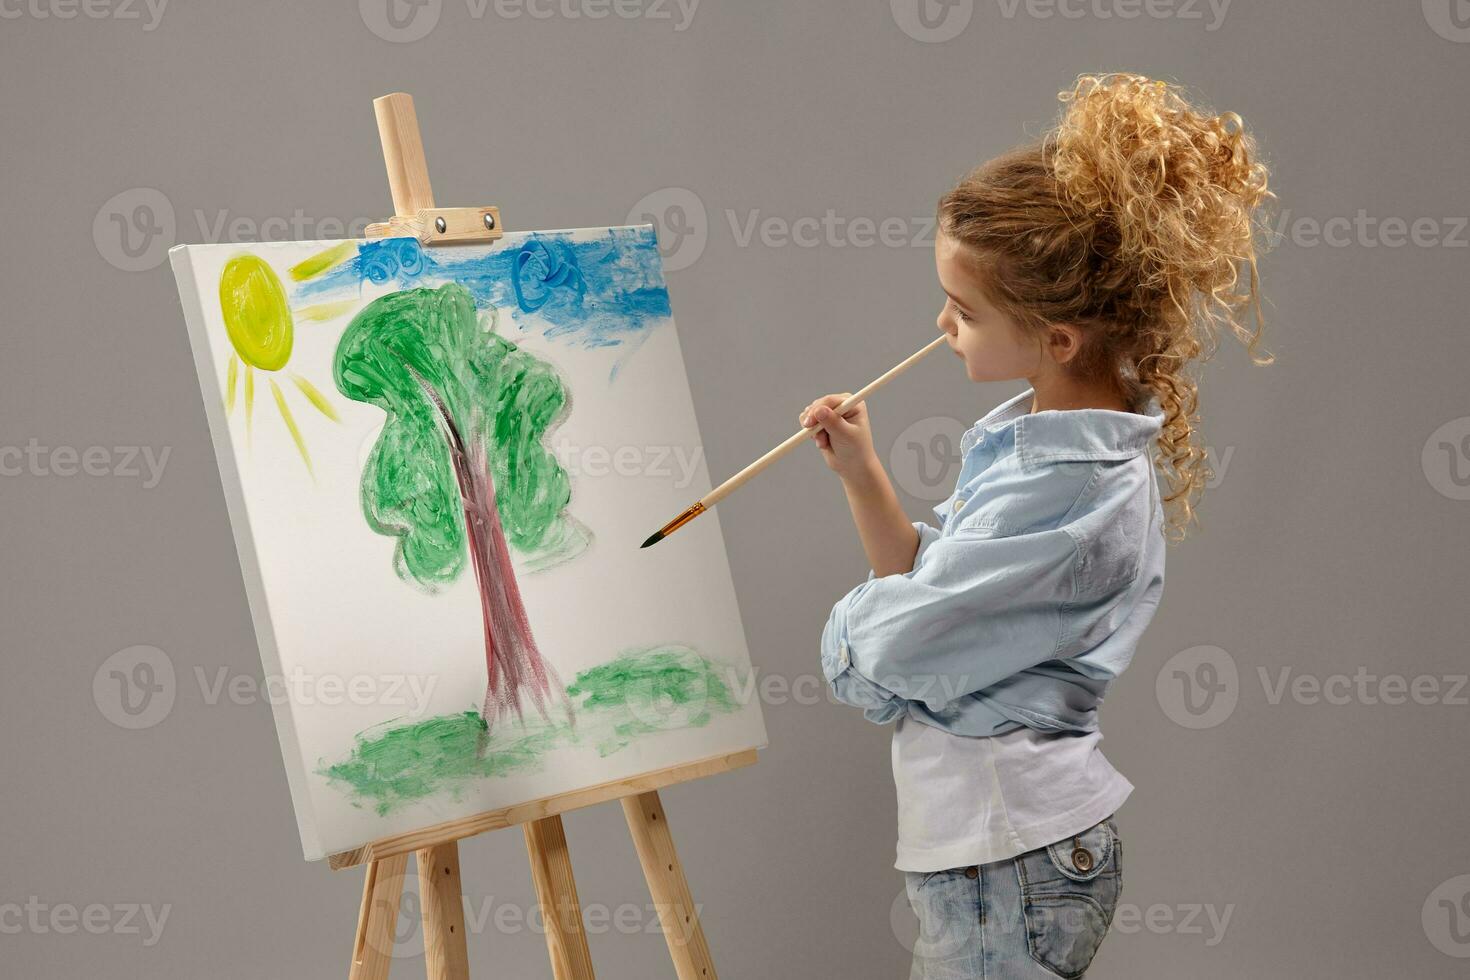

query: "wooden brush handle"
xmin=702 ymin=335 xmax=949 ymax=507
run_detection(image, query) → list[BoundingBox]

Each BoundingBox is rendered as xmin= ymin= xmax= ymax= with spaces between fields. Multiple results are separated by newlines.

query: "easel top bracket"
xmin=365 ymin=205 xmax=503 ymax=245
xmin=366 ymin=91 xmax=503 ymax=246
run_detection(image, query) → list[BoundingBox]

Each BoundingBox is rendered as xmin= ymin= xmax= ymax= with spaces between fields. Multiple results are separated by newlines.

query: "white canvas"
xmin=169 ymin=228 xmax=766 ymax=861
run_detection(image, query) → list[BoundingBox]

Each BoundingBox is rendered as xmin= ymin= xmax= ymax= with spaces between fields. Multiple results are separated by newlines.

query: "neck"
xmin=1026 ymin=371 xmax=1130 ymax=414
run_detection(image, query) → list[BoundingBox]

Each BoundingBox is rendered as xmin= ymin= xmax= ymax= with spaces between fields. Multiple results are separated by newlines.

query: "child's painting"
xmin=170 ymin=228 xmax=766 ymax=861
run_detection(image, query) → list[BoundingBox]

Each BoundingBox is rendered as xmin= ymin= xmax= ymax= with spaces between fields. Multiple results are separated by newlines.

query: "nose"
xmin=937 ymin=314 xmax=956 ymax=338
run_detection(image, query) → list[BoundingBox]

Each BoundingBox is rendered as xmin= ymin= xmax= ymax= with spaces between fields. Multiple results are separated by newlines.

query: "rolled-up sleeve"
xmin=820 ymin=523 xmax=1082 ymax=721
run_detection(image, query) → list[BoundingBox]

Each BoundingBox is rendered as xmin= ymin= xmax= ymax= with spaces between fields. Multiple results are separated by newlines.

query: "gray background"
xmin=3 ymin=1 xmax=1468 ymax=977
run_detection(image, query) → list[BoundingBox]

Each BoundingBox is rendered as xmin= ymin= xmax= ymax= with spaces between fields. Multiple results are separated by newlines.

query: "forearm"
xmin=840 ymin=461 xmax=920 ymax=577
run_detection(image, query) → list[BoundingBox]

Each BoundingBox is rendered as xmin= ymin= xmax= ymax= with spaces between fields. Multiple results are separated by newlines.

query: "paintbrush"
xmin=640 ymin=335 xmax=949 ymax=548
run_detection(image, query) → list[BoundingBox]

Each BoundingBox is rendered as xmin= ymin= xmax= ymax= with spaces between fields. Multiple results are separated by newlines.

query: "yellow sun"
xmin=218 ymin=254 xmax=340 ymax=475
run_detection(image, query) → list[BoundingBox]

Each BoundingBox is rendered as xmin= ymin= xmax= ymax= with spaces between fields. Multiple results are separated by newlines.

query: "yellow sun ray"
xmin=244 ymin=365 xmax=256 ymax=445
xmin=226 ymin=355 xmax=239 ymax=412
xmin=291 ymin=373 xmax=341 ymax=422
xmin=295 ymin=300 xmax=358 ymax=323
xmin=270 ymin=379 xmax=313 ymax=477
xmin=289 ymin=241 xmax=356 ymax=282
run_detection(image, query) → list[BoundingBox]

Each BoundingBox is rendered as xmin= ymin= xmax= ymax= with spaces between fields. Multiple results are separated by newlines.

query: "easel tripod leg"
xmin=351 ymin=853 xmax=410 ymax=980
xmin=418 ymin=841 xmax=472 ymax=980
xmin=524 ymin=815 xmax=597 ymax=980
xmin=621 ymin=791 xmax=718 ymax=980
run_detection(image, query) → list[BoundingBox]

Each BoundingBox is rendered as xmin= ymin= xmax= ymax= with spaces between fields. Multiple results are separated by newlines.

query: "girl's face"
xmin=934 ymin=232 xmax=1041 ymax=383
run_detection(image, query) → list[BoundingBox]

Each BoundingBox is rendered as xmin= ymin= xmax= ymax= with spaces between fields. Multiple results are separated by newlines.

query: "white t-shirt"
xmin=892 ymin=714 xmax=1133 ymax=873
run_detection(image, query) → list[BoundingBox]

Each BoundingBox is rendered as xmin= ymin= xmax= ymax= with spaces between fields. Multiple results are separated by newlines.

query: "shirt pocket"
xmin=1014 ymin=817 xmax=1122 ymax=979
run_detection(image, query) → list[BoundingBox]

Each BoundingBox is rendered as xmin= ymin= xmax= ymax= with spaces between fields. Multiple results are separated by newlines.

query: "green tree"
xmin=334 ymin=283 xmax=586 ymax=730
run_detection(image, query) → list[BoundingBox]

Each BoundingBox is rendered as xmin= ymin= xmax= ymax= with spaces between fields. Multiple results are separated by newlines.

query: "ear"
xmin=1045 ymin=323 xmax=1086 ymax=365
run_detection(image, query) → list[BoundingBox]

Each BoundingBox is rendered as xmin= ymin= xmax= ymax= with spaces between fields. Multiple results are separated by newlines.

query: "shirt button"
xmin=964 ymin=866 xmax=978 ymax=879
xmin=837 ymin=642 xmax=850 ymax=669
xmin=952 ymin=498 xmax=965 ymax=514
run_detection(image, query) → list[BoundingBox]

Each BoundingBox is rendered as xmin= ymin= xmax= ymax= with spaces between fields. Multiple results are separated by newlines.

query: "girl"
xmin=801 ymin=74 xmax=1270 ymax=979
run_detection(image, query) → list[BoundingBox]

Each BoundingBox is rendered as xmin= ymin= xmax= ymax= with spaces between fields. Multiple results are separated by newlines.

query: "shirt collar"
xmin=961 ymin=388 xmax=1164 ymax=467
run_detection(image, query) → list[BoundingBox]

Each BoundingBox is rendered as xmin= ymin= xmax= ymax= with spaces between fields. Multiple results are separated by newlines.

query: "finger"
xmin=800 ymin=400 xmax=829 ymax=426
xmin=820 ymin=393 xmax=866 ymax=422
xmin=814 ymin=405 xmax=859 ymax=434
xmin=816 ymin=392 xmax=853 ymax=411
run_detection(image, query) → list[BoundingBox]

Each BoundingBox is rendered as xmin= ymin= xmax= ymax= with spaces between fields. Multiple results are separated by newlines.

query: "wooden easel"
xmin=344 ymin=92 xmax=757 ymax=980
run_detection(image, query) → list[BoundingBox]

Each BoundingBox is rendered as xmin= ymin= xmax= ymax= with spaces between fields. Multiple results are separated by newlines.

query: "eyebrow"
xmin=943 ymin=291 xmax=975 ymax=313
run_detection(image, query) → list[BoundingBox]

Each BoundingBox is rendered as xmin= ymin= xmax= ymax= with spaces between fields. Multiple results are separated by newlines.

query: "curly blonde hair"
xmin=937 ymin=73 xmax=1273 ymax=538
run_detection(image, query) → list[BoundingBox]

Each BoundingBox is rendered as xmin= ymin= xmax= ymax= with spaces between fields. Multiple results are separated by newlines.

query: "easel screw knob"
xmin=435 ymin=216 xmax=448 ymax=234
xmin=484 ymin=212 xmax=497 ymax=231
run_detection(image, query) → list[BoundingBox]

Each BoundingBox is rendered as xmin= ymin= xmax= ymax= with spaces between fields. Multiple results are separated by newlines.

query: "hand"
xmin=800 ymin=393 xmax=879 ymax=483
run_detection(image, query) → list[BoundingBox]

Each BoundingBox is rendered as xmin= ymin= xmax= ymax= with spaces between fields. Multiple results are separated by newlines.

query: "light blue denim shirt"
xmin=821 ymin=388 xmax=1166 ymax=737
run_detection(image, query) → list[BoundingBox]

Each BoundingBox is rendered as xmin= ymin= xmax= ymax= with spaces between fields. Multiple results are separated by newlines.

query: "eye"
xmin=950 ymin=299 xmax=970 ymax=322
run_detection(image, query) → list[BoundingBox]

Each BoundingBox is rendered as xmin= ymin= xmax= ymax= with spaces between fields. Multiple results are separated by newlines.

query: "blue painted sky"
xmin=295 ymin=227 xmax=672 ymax=362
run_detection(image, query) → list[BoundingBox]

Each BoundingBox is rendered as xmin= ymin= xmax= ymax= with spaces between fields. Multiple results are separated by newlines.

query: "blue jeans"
xmin=904 ymin=816 xmax=1122 ymax=979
